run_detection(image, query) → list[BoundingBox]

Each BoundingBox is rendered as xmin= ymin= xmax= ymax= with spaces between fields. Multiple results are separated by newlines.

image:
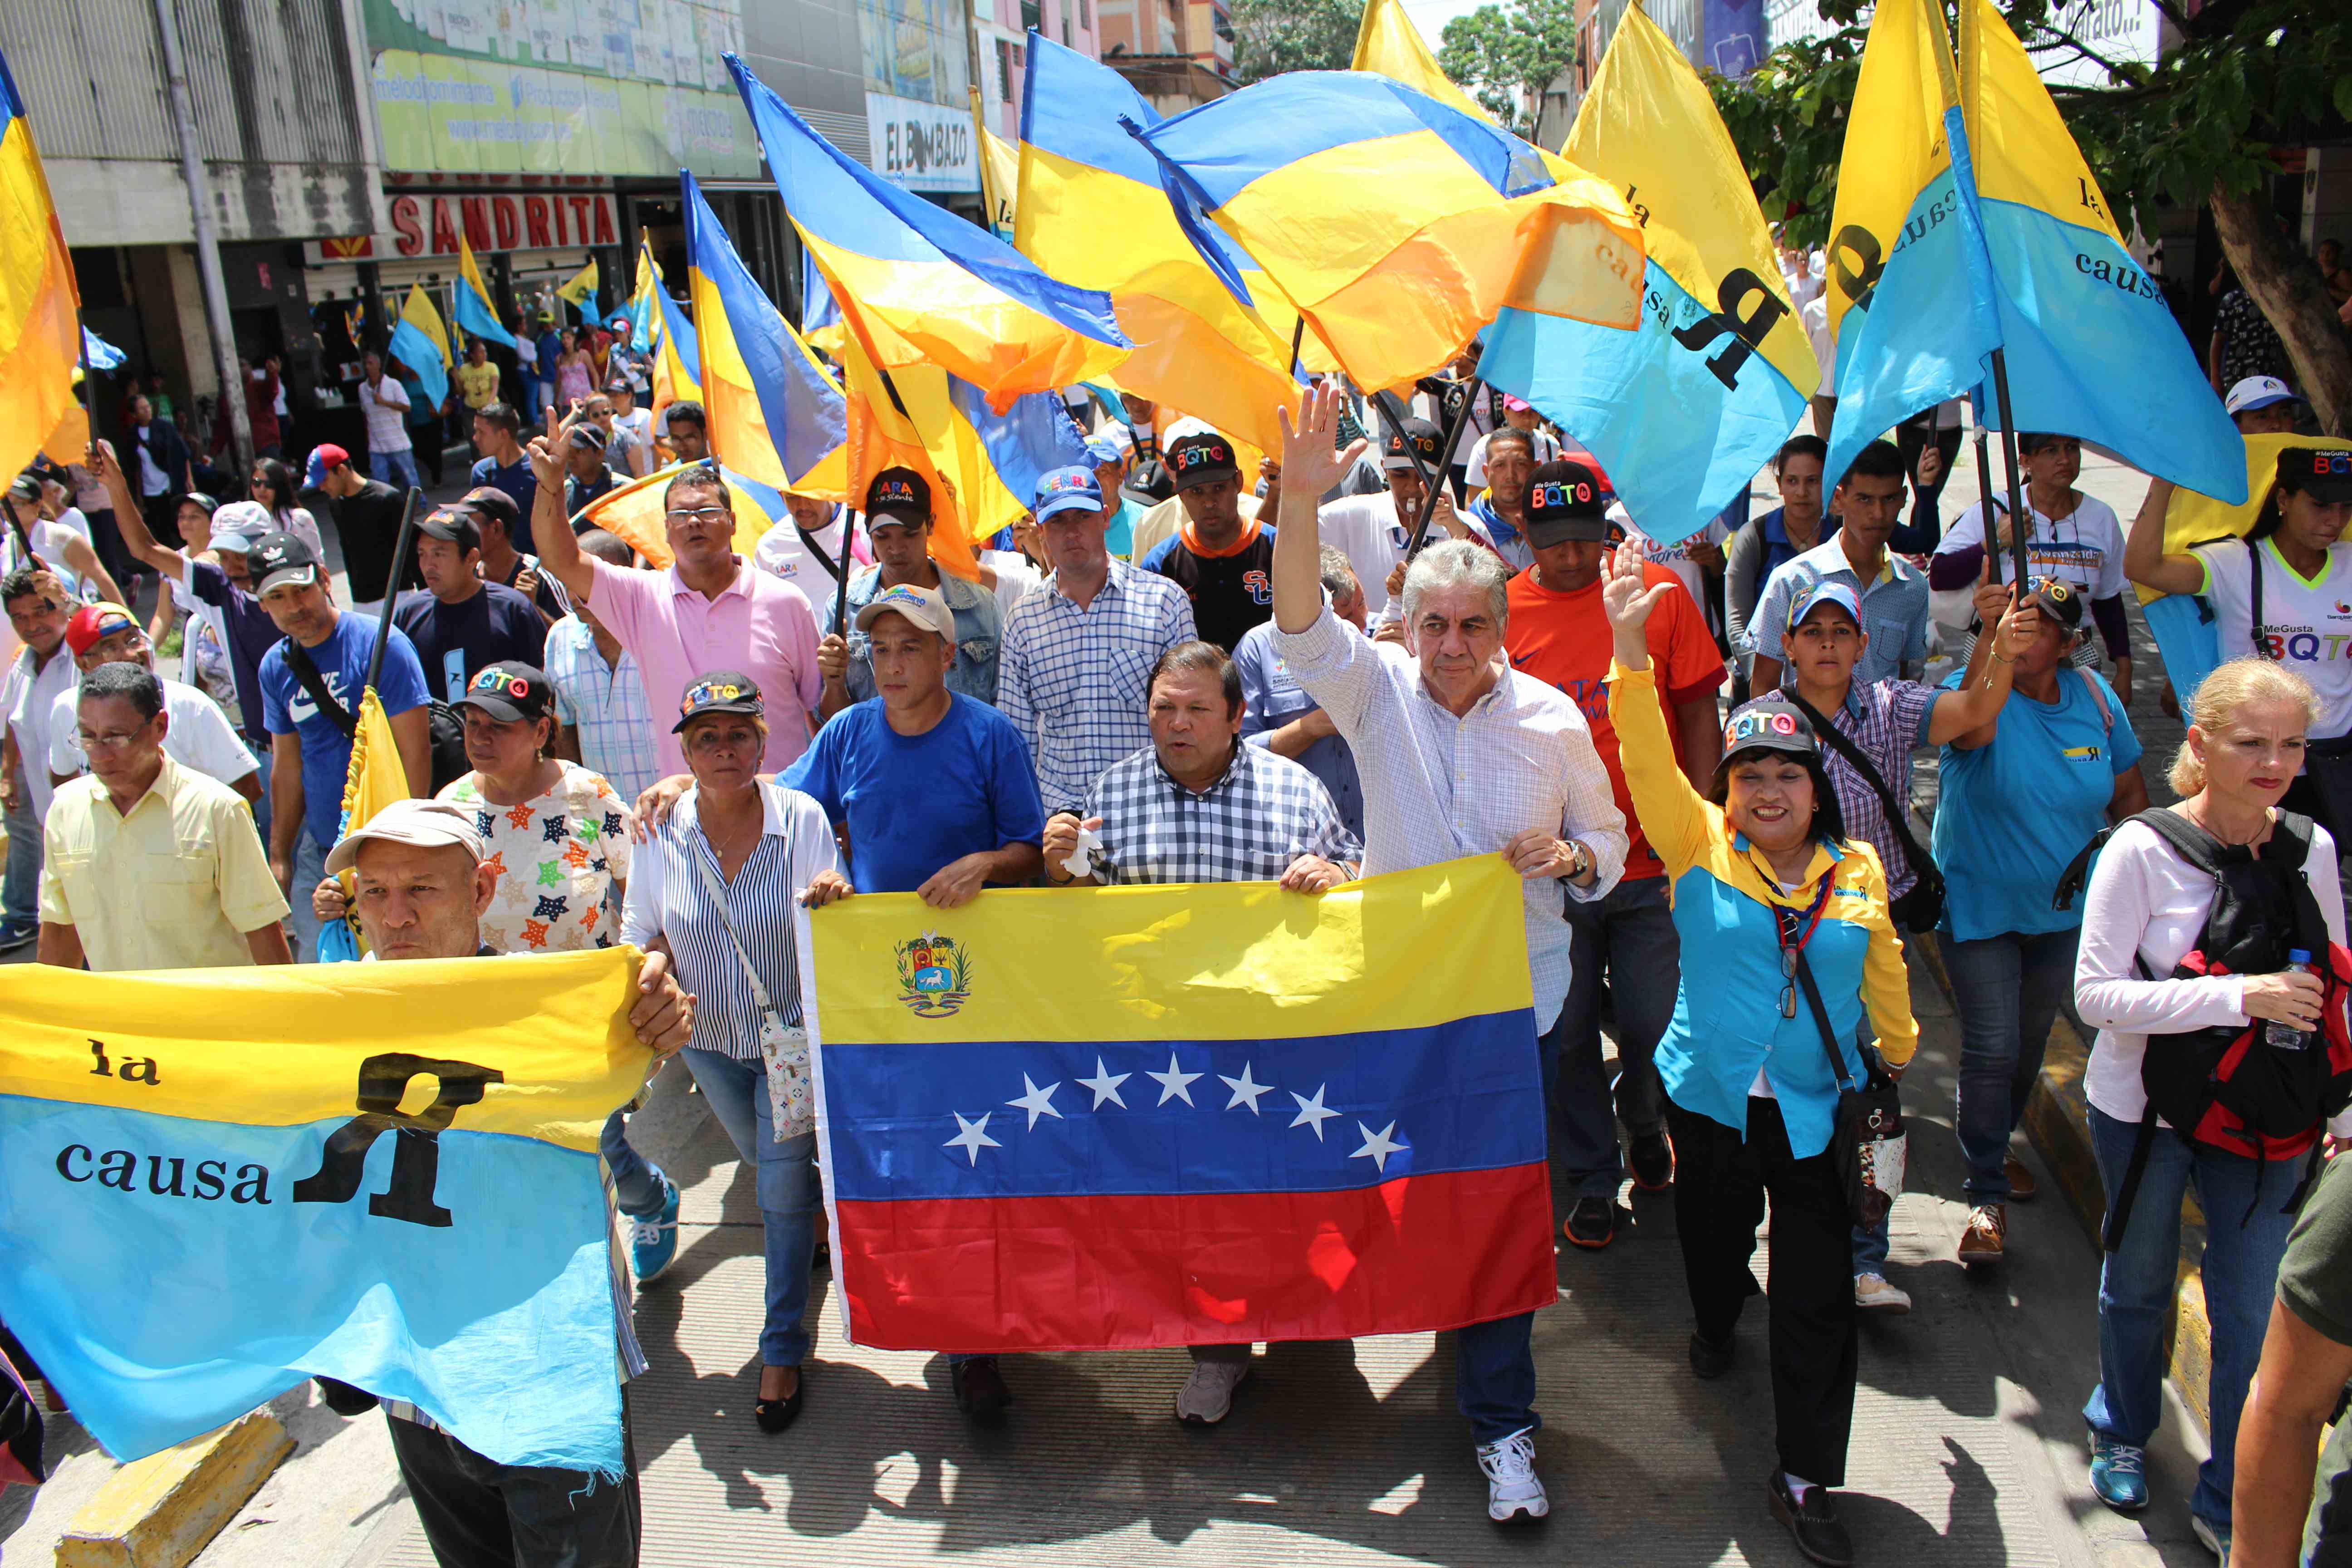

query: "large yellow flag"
xmin=1821 ymin=0 xmax=1963 ymax=354
xmin=1352 ymin=0 xmax=1493 ymax=125
xmin=555 ymin=257 xmax=600 ymax=314
xmin=0 ymin=57 xmax=83 ymax=485
xmin=319 ymin=688 xmax=412 ymax=961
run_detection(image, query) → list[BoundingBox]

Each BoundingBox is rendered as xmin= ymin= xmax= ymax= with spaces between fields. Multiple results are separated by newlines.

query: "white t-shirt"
xmin=1315 ymin=494 xmax=1498 ymax=619
xmin=611 ymin=407 xmax=655 ymax=471
xmin=49 ymin=507 xmax=93 ymax=549
xmin=359 ymin=377 xmax=412 ymax=453
xmin=2193 ymin=535 xmax=2352 ymax=738
xmin=752 ymin=513 xmax=856 ymax=600
xmin=1614 ymin=506 xmax=1730 ymax=634
xmin=1463 ymin=427 xmax=1562 ymax=489
xmin=1937 ymin=493 xmax=2127 ymax=602
xmin=981 ymin=549 xmax=1043 ymax=621
xmin=47 ymin=675 xmax=255 ymax=787
xmin=4 ymin=645 xmax=78 ymax=822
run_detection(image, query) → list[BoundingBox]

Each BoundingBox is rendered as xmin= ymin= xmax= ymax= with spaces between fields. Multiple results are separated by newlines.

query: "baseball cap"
xmin=1523 ymin=460 xmax=1609 ymax=549
xmin=2027 ymin=574 xmax=2086 ymax=629
xmin=1502 ymin=394 xmax=1533 ymax=412
xmin=325 ymin=797 xmax=487 ymax=876
xmin=6 ymin=472 xmax=41 ymax=505
xmin=604 ymin=378 xmax=632 ymax=395
xmin=865 ymin=467 xmax=931 ymax=527
xmin=64 ymin=601 xmax=140 ymax=657
xmin=1383 ymin=417 xmax=1443 ymax=472
xmin=854 ymin=582 xmax=959 ymax=644
xmin=305 ymin=443 xmax=350 ymax=489
xmin=251 ymin=531 xmax=323 ymax=596
xmin=456 ymin=485 xmax=519 ymax=540
xmin=455 ymin=661 xmax=553 ymax=724
xmin=1092 ymin=426 xmax=1135 ymax=459
xmin=1164 ymin=431 xmax=1240 ymax=492
xmin=206 ymin=500 xmax=271 ymax=556
xmin=1083 ymin=436 xmax=1125 ymax=467
xmin=565 ymin=424 xmax=608 ymax=452
xmin=1721 ymin=696 xmax=1820 ymax=761
xmin=2225 ymin=375 xmax=2302 ymax=417
xmin=2278 ymin=446 xmax=2352 ymax=505
xmin=415 ymin=508 xmax=482 ymax=552
xmin=672 ymin=670 xmax=764 ymax=733
xmin=1786 ymin=579 xmax=1863 ymax=635
xmin=1034 ymin=464 xmax=1105 ymax=521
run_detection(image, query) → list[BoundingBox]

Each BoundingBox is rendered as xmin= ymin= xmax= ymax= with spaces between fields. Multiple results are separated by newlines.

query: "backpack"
xmin=2099 ymin=808 xmax=2352 ymax=1251
xmin=283 ymin=640 xmax=470 ymax=795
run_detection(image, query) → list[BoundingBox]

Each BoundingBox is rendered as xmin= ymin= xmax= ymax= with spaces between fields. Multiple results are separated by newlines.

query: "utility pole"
xmin=151 ymin=0 xmax=252 ymax=475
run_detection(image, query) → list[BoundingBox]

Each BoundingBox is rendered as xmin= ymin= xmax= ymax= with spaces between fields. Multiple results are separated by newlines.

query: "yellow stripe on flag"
xmin=0 ymin=103 xmax=82 ymax=484
xmin=1352 ymin=0 xmax=1493 ymax=126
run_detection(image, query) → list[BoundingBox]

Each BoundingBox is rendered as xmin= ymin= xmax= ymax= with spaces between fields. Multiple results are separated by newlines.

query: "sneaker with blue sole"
xmin=629 ymin=1179 xmax=681 ymax=1284
xmin=2088 ymin=1432 xmax=2148 ymax=1512
xmin=2191 ymin=1514 xmax=2230 ymax=1563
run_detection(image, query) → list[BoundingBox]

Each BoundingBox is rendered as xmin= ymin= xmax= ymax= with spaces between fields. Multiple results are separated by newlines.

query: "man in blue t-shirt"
xmin=467 ymin=402 xmax=538 ymax=554
xmin=392 ymin=507 xmax=548 ymax=702
xmin=253 ymin=533 xmax=432 ymax=959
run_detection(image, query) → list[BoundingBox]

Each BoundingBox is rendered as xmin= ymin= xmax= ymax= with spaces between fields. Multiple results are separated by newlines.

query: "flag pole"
xmin=1971 ymin=398 xmax=1999 ymax=581
xmin=1287 ymin=316 xmax=1305 ymax=380
xmin=1402 ymin=377 xmax=1483 ymax=558
xmin=365 ymin=485 xmax=421 ymax=692
xmin=1986 ymin=348 xmax=2033 ymax=593
xmin=1369 ymin=389 xmax=1439 ymax=510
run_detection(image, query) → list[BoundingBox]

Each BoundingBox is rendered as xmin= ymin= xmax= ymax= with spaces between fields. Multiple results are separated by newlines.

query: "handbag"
xmin=1792 ymin=946 xmax=1906 ymax=1228
xmin=687 ymin=819 xmax=813 ymax=1142
xmin=1785 ymin=691 xmax=1945 ymax=932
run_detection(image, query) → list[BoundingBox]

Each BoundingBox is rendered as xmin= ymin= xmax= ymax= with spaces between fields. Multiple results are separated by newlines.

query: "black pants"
xmin=1666 ymin=1094 xmax=1858 ymax=1486
xmin=386 ymin=1387 xmax=639 ymax=1568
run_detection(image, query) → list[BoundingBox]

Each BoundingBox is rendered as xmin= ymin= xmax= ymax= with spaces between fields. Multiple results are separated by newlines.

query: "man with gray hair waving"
xmin=1269 ymin=381 xmax=1629 ymax=1526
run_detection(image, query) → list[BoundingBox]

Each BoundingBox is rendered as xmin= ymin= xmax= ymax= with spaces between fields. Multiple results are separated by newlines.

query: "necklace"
xmin=2185 ymin=797 xmax=2267 ymax=848
xmin=701 ymin=803 xmax=762 ymax=864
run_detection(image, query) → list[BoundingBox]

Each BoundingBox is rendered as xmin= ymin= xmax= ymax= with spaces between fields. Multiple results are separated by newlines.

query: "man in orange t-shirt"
xmin=1504 ymin=460 xmax=1726 ymax=1250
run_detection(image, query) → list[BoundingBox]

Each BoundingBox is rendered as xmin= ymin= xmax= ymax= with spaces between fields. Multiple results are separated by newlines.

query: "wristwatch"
xmin=1563 ymin=840 xmax=1591 ymax=882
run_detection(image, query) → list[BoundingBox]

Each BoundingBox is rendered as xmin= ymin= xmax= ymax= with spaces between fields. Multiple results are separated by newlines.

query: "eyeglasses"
xmin=1780 ymin=946 xmax=1799 ymax=1019
xmin=76 ymin=724 xmax=152 ymax=751
xmin=665 ymin=507 xmax=730 ymax=525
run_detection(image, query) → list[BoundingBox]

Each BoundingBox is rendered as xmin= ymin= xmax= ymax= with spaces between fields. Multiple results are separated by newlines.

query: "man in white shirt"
xmin=44 ymin=602 xmax=257 ymax=801
xmin=358 ymin=351 xmax=420 ymax=494
xmin=753 ymin=492 xmax=857 ymax=603
xmin=0 ymin=564 xmax=74 ymax=948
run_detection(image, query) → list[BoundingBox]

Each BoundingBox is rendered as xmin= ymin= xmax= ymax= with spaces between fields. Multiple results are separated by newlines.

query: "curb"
xmin=54 ymin=1407 xmax=294 ymax=1568
xmin=1912 ymin=930 xmax=2213 ymax=1439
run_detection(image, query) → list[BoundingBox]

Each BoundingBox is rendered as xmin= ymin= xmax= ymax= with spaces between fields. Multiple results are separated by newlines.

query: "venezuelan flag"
xmin=1955 ymin=0 xmax=2241 ymax=500
xmin=682 ymin=172 xmax=846 ymax=498
xmin=452 ymin=234 xmax=515 ymax=350
xmin=386 ymin=284 xmax=452 ymax=414
xmin=0 ymin=53 xmax=85 ymax=482
xmin=316 ymin=688 xmax=412 ymax=964
xmin=1818 ymin=0 xmax=2003 ymax=495
xmin=1015 ymin=34 xmax=1299 ymax=458
xmin=1352 ymin=0 xmax=1492 ymax=125
xmin=804 ymin=855 xmax=1554 ymax=1351
xmin=574 ymin=459 xmax=788 ymax=567
xmin=1479 ymin=2 xmax=1815 ymax=543
xmin=725 ymin=52 xmax=1127 ymax=407
xmin=0 ymin=951 xmax=652 ymax=1473
xmin=1130 ymin=72 xmax=1644 ymax=395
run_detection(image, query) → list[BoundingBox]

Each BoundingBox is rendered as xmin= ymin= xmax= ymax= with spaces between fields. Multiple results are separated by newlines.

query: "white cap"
xmin=853 ymin=582 xmax=958 ymax=645
xmin=2225 ymin=375 xmax=2302 ymax=417
xmin=326 ymin=798 xmax=488 ymax=876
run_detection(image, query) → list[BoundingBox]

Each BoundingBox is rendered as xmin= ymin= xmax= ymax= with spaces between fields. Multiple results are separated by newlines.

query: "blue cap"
xmin=1034 ymin=465 xmax=1104 ymax=521
xmin=1083 ymin=436 xmax=1123 ymax=466
xmin=1786 ymin=578 xmax=1863 ymax=635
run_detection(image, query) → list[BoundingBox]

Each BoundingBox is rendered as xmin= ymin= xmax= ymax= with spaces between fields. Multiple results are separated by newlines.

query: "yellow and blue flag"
xmin=639 ymin=248 xmax=702 ymax=429
xmin=725 ymin=52 xmax=1128 ymax=407
xmin=683 ymin=171 xmax=846 ymax=498
xmin=1479 ymin=3 xmax=1815 ymax=543
xmin=387 ymin=283 xmax=452 ymax=413
xmin=1015 ymin=34 xmax=1299 ymax=458
xmin=804 ymin=856 xmax=1556 ymax=1350
xmin=1818 ymin=0 xmax=2003 ymax=497
xmin=1955 ymin=0 xmax=2241 ymax=500
xmin=0 ymin=53 xmax=86 ymax=484
xmin=453 ymin=234 xmax=515 ymax=350
xmin=575 ymin=459 xmax=789 ymax=566
xmin=0 ymin=951 xmax=652 ymax=1473
xmin=1130 ymin=72 xmax=1644 ymax=395
xmin=973 ymin=87 xmax=1018 ymax=241
xmin=618 ymin=234 xmax=661 ymax=352
xmin=1352 ymin=0 xmax=1492 ymax=124
xmin=555 ymin=256 xmax=600 ymax=321
xmin=315 ymin=687 xmax=412 ymax=964
xmin=799 ymin=245 xmax=844 ymax=358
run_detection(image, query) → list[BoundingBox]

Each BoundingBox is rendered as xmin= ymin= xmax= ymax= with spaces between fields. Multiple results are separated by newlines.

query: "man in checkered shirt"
xmin=999 ymin=464 xmax=1197 ymax=814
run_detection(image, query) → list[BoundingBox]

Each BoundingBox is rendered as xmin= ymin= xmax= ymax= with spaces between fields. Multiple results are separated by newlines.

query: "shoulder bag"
xmin=282 ymin=638 xmax=469 ymax=794
xmin=686 ymin=810 xmax=813 ymax=1142
xmin=1792 ymin=946 xmax=1905 ymax=1229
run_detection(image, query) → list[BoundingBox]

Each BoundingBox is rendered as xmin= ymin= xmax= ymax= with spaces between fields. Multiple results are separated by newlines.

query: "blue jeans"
xmin=1456 ymin=1312 xmax=1539 ymax=1444
xmin=1944 ymin=926 xmax=2076 ymax=1201
xmin=287 ymin=830 xmax=329 ymax=961
xmin=369 ymin=446 xmax=421 ymax=493
xmin=244 ymin=735 xmax=272 ymax=850
xmin=681 ymin=1046 xmax=818 ymax=1367
xmin=3 ymin=773 xmax=39 ymax=928
xmin=1554 ymin=876 xmax=1676 ymax=1200
xmin=2084 ymin=1105 xmax=2299 ymax=1529
xmin=598 ymin=1106 xmax=669 ymax=1219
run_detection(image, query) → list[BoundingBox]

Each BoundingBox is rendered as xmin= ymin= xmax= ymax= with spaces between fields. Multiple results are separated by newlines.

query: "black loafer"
xmin=952 ymin=1355 xmax=1013 ymax=1417
xmin=754 ymin=1369 xmax=804 ymax=1433
xmin=1768 ymin=1471 xmax=1854 ymax=1567
xmin=1689 ymin=1330 xmax=1735 ymax=1381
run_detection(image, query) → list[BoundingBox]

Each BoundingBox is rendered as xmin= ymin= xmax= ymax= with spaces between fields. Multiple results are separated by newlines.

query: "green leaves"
xmin=1435 ymin=0 xmax=1580 ymax=134
xmin=1232 ymin=0 xmax=1366 ymax=83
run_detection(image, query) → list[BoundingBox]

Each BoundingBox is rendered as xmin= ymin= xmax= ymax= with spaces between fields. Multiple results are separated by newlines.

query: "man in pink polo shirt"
xmin=528 ymin=435 xmax=822 ymax=780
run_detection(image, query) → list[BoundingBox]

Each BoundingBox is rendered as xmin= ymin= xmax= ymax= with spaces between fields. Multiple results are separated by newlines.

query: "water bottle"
xmin=2267 ymin=948 xmax=2316 ymax=1051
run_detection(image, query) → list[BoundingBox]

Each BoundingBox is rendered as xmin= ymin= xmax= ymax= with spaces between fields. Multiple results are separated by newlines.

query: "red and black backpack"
xmin=2100 ymin=808 xmax=2352 ymax=1252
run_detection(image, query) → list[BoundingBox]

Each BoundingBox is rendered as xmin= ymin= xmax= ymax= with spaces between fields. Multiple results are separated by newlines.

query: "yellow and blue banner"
xmin=387 ymin=283 xmax=452 ymax=414
xmin=0 ymin=52 xmax=85 ymax=485
xmin=0 ymin=951 xmax=652 ymax=1473
xmin=1479 ymin=2 xmax=1815 ymax=543
xmin=1955 ymin=0 xmax=2241 ymax=501
xmin=1818 ymin=0 xmax=2003 ymax=496
xmin=316 ymin=689 xmax=412 ymax=964
xmin=1015 ymin=34 xmax=1299 ymax=457
xmin=725 ymin=52 xmax=1128 ymax=407
xmin=803 ymin=856 xmax=1556 ymax=1350
xmin=638 ymin=247 xmax=702 ymax=429
xmin=452 ymin=234 xmax=515 ymax=350
xmin=1352 ymin=0 xmax=1493 ymax=124
xmin=1130 ymin=72 xmax=1644 ymax=395
xmin=682 ymin=171 xmax=846 ymax=497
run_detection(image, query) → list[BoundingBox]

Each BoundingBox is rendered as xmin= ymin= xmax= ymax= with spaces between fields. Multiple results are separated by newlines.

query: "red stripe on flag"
xmin=831 ymin=1163 xmax=1556 ymax=1352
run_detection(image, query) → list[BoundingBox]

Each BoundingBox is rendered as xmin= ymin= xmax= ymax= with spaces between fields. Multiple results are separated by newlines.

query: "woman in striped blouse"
xmin=621 ymin=671 xmax=839 ymax=1435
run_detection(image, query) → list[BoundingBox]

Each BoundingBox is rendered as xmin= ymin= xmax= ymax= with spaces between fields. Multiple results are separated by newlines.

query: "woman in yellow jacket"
xmin=1602 ymin=546 xmax=1918 ymax=1568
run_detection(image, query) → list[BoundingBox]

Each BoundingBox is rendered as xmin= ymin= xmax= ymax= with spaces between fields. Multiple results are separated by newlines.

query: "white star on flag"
xmin=1078 ymin=1057 xmax=1130 ymax=1110
xmin=1007 ymin=1074 xmax=1063 ymax=1130
xmin=945 ymin=1111 xmax=1002 ymax=1165
xmin=1289 ymin=1084 xmax=1340 ymax=1142
xmin=1147 ymin=1051 xmax=1202 ymax=1106
xmin=1219 ymin=1062 xmax=1273 ymax=1115
xmin=1350 ymin=1120 xmax=1408 ymax=1174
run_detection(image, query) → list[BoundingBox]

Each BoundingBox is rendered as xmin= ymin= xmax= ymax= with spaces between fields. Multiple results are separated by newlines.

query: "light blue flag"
xmin=387 ymin=318 xmax=449 ymax=413
xmin=1821 ymin=107 xmax=2004 ymax=500
xmin=452 ymin=241 xmax=518 ymax=351
xmin=800 ymin=245 xmax=839 ymax=339
xmin=949 ymin=373 xmax=1091 ymax=506
xmin=81 ymin=327 xmax=124 ymax=372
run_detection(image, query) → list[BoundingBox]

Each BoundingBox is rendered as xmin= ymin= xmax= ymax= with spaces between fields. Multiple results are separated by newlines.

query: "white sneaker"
xmin=1854 ymin=1273 xmax=1912 ymax=1313
xmin=1174 ymin=1358 xmax=1249 ymax=1425
xmin=1476 ymin=1427 xmax=1549 ymax=1524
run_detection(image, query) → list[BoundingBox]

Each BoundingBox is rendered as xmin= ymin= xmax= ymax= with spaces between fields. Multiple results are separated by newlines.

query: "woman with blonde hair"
xmin=2074 ymin=656 xmax=2352 ymax=1555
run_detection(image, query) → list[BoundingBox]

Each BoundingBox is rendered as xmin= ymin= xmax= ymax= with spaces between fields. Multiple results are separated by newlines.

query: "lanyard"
xmin=1769 ymin=869 xmax=1833 ymax=1020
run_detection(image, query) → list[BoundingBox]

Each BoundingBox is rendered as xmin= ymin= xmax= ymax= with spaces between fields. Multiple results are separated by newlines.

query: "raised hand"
xmin=1599 ymin=543 xmax=1671 ymax=632
xmin=1275 ymin=381 xmax=1368 ymax=506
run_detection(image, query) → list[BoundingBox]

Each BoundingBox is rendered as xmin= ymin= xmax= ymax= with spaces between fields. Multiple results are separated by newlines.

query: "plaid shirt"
xmin=999 ymin=558 xmax=1197 ymax=814
xmin=1083 ymin=741 xmax=1361 ymax=885
xmin=1809 ymin=677 xmax=1938 ymax=898
xmin=544 ymin=616 xmax=659 ymax=805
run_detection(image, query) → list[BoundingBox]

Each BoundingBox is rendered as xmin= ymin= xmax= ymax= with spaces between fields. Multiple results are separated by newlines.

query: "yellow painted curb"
xmin=55 ymin=1407 xmax=294 ymax=1568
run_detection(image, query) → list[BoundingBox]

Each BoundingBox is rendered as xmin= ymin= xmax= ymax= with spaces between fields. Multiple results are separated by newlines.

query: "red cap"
xmin=314 ymin=443 xmax=349 ymax=470
xmin=64 ymin=601 xmax=139 ymax=657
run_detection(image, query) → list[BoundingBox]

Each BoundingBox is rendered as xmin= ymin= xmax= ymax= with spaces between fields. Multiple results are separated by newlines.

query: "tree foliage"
xmin=1437 ymin=0 xmax=1579 ymax=130
xmin=1231 ymin=0 xmax=1364 ymax=84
